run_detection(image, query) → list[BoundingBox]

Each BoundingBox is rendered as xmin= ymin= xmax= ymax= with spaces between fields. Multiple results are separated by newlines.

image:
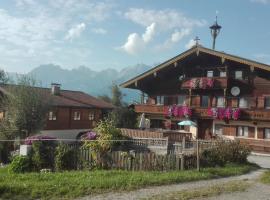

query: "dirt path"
xmin=77 ymin=169 xmax=266 ymax=200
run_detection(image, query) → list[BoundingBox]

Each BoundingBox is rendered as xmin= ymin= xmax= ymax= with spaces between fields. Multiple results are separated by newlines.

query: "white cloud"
xmin=121 ymin=8 xmax=206 ymax=53
xmin=142 ymin=22 xmax=156 ymax=42
xmin=154 ymin=28 xmax=191 ymax=51
xmin=250 ymin=0 xmax=270 ymax=4
xmin=185 ymin=39 xmax=196 ymax=49
xmin=125 ymin=8 xmax=206 ymax=31
xmin=92 ymin=28 xmax=107 ymax=35
xmin=65 ymin=23 xmax=86 ymax=41
xmin=120 ymin=23 xmax=157 ymax=55
xmin=120 ymin=33 xmax=144 ymax=55
xmin=171 ymin=29 xmax=191 ymax=43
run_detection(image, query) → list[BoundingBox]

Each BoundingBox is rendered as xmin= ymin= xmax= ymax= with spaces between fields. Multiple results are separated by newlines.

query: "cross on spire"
xmin=194 ymin=36 xmax=200 ymax=46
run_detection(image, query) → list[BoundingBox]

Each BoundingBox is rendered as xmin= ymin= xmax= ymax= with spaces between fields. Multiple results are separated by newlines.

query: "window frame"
xmin=220 ymin=71 xmax=227 ymax=77
xmin=216 ymin=96 xmax=225 ymax=108
xmin=74 ymin=111 xmax=81 ymax=121
xmin=239 ymin=97 xmax=249 ymax=108
xmin=264 ymin=128 xmax=270 ymax=139
xmin=177 ymin=95 xmax=186 ymax=105
xmin=89 ymin=112 xmax=95 ymax=121
xmin=207 ymin=70 xmax=214 ymax=78
xmin=156 ymin=96 xmax=164 ymax=105
xmin=214 ymin=124 xmax=223 ymax=135
xmin=237 ymin=126 xmax=248 ymax=137
xmin=201 ymin=95 xmax=209 ymax=108
xmin=48 ymin=111 xmax=57 ymax=121
xmin=265 ymin=96 xmax=270 ymax=109
xmin=235 ymin=71 xmax=243 ymax=80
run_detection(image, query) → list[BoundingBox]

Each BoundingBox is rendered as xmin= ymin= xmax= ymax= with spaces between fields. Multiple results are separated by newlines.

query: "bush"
xmin=201 ymin=140 xmax=251 ymax=167
xmin=32 ymin=141 xmax=56 ymax=170
xmin=84 ymin=119 xmax=123 ymax=169
xmin=55 ymin=143 xmax=78 ymax=171
xmin=8 ymin=155 xmax=31 ymax=173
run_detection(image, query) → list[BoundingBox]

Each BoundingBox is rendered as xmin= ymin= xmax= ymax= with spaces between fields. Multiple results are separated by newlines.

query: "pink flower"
xmin=206 ymin=78 xmax=214 ymax=88
xmin=232 ymin=108 xmax=240 ymax=120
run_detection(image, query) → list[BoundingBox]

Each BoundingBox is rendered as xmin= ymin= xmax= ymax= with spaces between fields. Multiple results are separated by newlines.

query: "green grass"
xmin=145 ymin=180 xmax=251 ymax=200
xmin=0 ymin=164 xmax=257 ymax=200
xmin=261 ymin=170 xmax=270 ymax=184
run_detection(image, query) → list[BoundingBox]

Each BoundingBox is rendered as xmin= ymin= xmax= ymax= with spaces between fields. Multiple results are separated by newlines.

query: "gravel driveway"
xmin=248 ymin=154 xmax=270 ymax=169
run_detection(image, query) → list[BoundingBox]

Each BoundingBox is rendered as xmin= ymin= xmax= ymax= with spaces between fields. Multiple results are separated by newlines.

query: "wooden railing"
xmin=181 ymin=77 xmax=228 ymax=89
xmin=237 ymin=138 xmax=270 ymax=153
xmin=134 ymin=104 xmax=270 ymax=121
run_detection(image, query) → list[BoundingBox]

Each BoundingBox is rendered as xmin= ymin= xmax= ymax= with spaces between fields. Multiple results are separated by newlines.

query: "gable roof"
xmin=120 ymin=45 xmax=270 ymax=88
xmin=0 ymin=84 xmax=114 ymax=109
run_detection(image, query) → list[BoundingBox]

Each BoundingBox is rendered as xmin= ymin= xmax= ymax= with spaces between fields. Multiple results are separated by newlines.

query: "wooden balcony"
xmin=134 ymin=104 xmax=270 ymax=121
xmin=181 ymin=77 xmax=228 ymax=89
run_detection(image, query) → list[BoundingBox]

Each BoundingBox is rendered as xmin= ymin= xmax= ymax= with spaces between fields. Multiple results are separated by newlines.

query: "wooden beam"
xmin=196 ymin=49 xmax=200 ymax=56
xmin=221 ymin=57 xmax=225 ymax=64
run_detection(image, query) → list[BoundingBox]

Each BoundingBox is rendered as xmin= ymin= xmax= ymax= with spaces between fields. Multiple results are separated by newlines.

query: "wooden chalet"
xmin=0 ymin=83 xmax=114 ymax=139
xmin=121 ymin=45 xmax=270 ymax=153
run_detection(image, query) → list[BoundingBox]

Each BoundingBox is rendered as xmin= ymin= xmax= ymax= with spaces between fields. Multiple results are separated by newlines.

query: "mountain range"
xmin=17 ymin=64 xmax=152 ymax=103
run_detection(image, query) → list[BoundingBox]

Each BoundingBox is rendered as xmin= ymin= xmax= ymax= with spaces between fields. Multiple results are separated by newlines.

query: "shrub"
xmin=201 ymin=140 xmax=251 ymax=167
xmin=8 ymin=155 xmax=31 ymax=173
xmin=55 ymin=143 xmax=78 ymax=171
xmin=31 ymin=141 xmax=56 ymax=170
xmin=84 ymin=119 xmax=123 ymax=169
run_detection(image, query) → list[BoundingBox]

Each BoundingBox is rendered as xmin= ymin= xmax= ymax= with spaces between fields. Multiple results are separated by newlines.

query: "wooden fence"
xmin=79 ymin=149 xmax=197 ymax=171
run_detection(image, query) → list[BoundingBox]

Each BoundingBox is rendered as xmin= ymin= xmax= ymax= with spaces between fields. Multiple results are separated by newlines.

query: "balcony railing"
xmin=134 ymin=104 xmax=270 ymax=121
xmin=181 ymin=77 xmax=228 ymax=89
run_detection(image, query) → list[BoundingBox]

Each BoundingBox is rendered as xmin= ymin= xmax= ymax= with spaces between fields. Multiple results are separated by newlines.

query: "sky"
xmin=0 ymin=0 xmax=270 ymax=73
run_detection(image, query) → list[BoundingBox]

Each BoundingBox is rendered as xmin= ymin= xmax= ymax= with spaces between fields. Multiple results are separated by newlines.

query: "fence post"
xmin=180 ymin=154 xmax=184 ymax=170
xmin=197 ymin=139 xmax=200 ymax=171
xmin=182 ymin=137 xmax=185 ymax=153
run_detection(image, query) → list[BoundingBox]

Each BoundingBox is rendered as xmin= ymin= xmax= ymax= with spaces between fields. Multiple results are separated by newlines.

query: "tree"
xmin=0 ymin=76 xmax=51 ymax=139
xmin=0 ymin=69 xmax=9 ymax=84
xmin=111 ymin=83 xmax=123 ymax=107
xmin=97 ymin=95 xmax=112 ymax=103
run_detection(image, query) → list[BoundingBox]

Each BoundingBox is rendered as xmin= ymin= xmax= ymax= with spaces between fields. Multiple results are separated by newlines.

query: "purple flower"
xmin=81 ymin=131 xmax=97 ymax=140
xmin=25 ymin=135 xmax=56 ymax=145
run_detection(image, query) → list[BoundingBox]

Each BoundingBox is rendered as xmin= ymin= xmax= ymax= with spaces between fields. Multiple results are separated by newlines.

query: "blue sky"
xmin=0 ymin=0 xmax=270 ymax=73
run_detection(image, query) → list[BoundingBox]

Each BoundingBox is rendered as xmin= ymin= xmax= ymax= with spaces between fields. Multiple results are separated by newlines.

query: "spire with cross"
xmin=194 ymin=36 xmax=200 ymax=46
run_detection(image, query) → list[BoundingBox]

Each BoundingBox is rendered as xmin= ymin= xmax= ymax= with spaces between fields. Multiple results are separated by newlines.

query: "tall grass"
xmin=0 ymin=164 xmax=257 ymax=200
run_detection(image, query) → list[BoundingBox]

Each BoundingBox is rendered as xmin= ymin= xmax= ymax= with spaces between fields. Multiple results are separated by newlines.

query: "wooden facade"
xmin=0 ymin=84 xmax=114 ymax=134
xmin=121 ymin=45 xmax=270 ymax=153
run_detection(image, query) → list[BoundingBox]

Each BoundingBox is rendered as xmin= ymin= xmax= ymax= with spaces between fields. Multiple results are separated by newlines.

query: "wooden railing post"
xmin=197 ymin=139 xmax=200 ymax=171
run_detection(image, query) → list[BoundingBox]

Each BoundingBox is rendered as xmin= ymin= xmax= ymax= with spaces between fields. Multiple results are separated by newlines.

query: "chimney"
xmin=51 ymin=83 xmax=61 ymax=95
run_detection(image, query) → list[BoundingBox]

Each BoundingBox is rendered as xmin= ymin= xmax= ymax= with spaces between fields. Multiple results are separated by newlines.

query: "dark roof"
xmin=120 ymin=45 xmax=270 ymax=88
xmin=0 ymin=84 xmax=114 ymax=109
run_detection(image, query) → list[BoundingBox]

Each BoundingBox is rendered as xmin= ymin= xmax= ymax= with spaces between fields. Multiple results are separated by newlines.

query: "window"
xmin=265 ymin=97 xmax=270 ymax=109
xmin=201 ymin=96 xmax=209 ymax=107
xmin=156 ymin=96 xmax=164 ymax=105
xmin=239 ymin=97 xmax=249 ymax=108
xmin=177 ymin=95 xmax=186 ymax=105
xmin=265 ymin=128 xmax=270 ymax=139
xmin=235 ymin=71 xmax=243 ymax=80
xmin=220 ymin=71 xmax=227 ymax=77
xmin=207 ymin=70 xmax=214 ymax=77
xmin=74 ymin=111 xmax=81 ymax=120
xmin=215 ymin=124 xmax=223 ymax=135
xmin=89 ymin=112 xmax=95 ymax=121
xmin=237 ymin=126 xmax=248 ymax=137
xmin=48 ymin=111 xmax=57 ymax=121
xmin=217 ymin=96 xmax=225 ymax=108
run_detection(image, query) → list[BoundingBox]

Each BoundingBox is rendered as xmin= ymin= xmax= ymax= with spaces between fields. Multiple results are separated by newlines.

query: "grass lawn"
xmin=0 ymin=164 xmax=257 ymax=200
xmin=261 ymin=170 xmax=270 ymax=184
xmin=145 ymin=180 xmax=251 ymax=200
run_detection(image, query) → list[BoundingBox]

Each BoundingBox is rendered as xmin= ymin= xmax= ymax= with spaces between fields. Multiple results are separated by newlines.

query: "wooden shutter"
xmin=257 ymin=97 xmax=265 ymax=108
